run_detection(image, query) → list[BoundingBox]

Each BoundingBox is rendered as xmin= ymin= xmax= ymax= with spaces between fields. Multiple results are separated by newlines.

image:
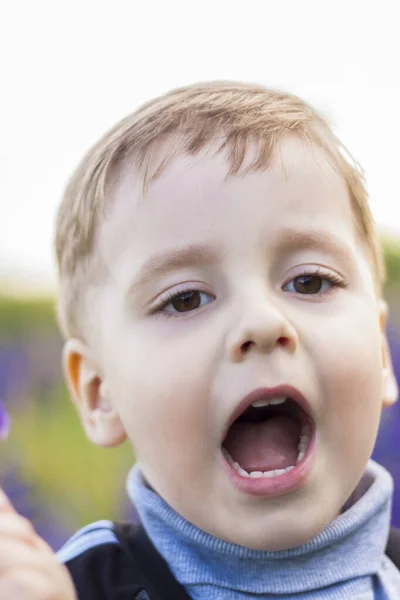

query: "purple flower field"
xmin=0 ymin=398 xmax=10 ymax=440
xmin=372 ymin=326 xmax=400 ymax=522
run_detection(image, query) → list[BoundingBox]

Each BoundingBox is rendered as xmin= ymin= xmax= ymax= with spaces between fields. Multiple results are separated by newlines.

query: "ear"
xmin=62 ymin=338 xmax=127 ymax=447
xmin=378 ymin=299 xmax=398 ymax=408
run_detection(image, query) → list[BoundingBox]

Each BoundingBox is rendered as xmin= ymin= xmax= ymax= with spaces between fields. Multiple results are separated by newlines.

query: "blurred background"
xmin=0 ymin=0 xmax=400 ymax=549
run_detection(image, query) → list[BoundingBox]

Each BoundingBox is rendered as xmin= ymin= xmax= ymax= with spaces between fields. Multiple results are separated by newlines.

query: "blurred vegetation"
xmin=383 ymin=237 xmax=400 ymax=288
xmin=0 ymin=295 xmax=57 ymax=338
xmin=5 ymin=386 xmax=134 ymax=527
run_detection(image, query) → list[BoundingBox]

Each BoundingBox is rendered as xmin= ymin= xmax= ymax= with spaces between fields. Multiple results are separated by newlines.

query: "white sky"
xmin=1 ymin=0 xmax=399 ymax=294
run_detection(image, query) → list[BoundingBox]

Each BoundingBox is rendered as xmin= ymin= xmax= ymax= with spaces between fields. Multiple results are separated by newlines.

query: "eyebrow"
xmin=128 ymin=229 xmax=354 ymax=297
xmin=276 ymin=228 xmax=355 ymax=265
xmin=128 ymin=243 xmax=225 ymax=294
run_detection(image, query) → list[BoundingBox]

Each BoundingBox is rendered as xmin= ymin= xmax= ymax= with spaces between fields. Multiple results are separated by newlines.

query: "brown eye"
xmin=171 ymin=291 xmax=201 ymax=312
xmin=284 ymin=269 xmax=343 ymax=297
xmin=157 ymin=290 xmax=215 ymax=317
xmin=293 ymin=275 xmax=323 ymax=294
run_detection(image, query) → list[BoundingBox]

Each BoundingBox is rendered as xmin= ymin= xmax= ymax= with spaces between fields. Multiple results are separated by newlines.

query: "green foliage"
xmin=383 ymin=238 xmax=400 ymax=288
xmin=3 ymin=385 xmax=134 ymax=526
xmin=0 ymin=295 xmax=58 ymax=339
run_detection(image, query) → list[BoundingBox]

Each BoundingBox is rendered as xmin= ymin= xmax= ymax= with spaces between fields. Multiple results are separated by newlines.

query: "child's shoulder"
xmin=56 ymin=520 xmax=190 ymax=600
xmin=57 ymin=520 xmax=136 ymax=599
xmin=56 ymin=520 xmax=119 ymax=563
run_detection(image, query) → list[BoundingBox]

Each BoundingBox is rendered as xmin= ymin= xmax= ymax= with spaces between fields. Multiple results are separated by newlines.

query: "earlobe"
xmin=378 ymin=300 xmax=398 ymax=408
xmin=62 ymin=338 xmax=127 ymax=447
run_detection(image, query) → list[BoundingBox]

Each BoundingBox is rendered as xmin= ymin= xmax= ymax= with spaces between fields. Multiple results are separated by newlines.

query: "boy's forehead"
xmin=106 ymin=136 xmax=352 ymax=241
xmin=108 ymin=137 xmax=352 ymax=238
xmin=114 ymin=135 xmax=345 ymax=213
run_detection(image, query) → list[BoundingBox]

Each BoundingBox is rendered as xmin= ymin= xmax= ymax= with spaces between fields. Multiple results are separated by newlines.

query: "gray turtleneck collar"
xmin=126 ymin=459 xmax=400 ymax=598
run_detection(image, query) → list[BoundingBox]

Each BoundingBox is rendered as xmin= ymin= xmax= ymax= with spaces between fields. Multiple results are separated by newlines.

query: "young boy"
xmin=1 ymin=81 xmax=400 ymax=599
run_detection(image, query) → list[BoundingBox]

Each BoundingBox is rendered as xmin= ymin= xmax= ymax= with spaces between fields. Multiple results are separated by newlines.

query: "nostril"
xmin=241 ymin=341 xmax=252 ymax=352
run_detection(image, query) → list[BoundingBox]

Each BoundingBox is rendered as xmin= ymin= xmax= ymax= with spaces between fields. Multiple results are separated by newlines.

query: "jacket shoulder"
xmin=57 ymin=520 xmax=119 ymax=563
xmin=57 ymin=520 xmax=147 ymax=600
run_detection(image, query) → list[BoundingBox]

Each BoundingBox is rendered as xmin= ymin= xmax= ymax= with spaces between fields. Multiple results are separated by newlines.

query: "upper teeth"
xmin=251 ymin=396 xmax=287 ymax=408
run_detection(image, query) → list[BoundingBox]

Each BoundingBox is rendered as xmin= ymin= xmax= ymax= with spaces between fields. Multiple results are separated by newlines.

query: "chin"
xmin=223 ymin=514 xmax=330 ymax=551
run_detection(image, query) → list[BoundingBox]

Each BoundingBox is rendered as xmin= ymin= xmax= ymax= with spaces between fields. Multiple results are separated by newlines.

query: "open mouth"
xmin=222 ymin=393 xmax=313 ymax=480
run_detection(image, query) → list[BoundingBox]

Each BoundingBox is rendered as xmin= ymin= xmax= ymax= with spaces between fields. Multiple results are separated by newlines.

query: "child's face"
xmin=79 ymin=136 xmax=394 ymax=550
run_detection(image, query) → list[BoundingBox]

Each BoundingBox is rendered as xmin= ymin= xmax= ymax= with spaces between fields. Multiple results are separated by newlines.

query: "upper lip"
xmin=222 ymin=385 xmax=313 ymax=442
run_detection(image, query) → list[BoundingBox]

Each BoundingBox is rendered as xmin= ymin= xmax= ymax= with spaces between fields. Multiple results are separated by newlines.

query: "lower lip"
xmin=221 ymin=424 xmax=316 ymax=497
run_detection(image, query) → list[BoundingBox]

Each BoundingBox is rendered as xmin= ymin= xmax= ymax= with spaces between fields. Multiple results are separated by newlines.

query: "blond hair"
xmin=55 ymin=81 xmax=385 ymax=338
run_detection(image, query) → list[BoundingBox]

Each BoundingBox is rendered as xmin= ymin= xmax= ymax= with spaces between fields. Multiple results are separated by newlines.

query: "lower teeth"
xmin=223 ymin=423 xmax=311 ymax=479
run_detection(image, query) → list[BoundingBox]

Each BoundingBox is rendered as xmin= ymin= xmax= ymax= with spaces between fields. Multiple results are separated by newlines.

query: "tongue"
xmin=223 ymin=415 xmax=301 ymax=472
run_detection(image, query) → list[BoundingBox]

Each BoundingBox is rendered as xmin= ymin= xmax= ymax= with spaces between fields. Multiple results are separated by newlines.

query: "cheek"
xmin=313 ymin=309 xmax=383 ymax=448
xmin=107 ymin=333 xmax=214 ymax=460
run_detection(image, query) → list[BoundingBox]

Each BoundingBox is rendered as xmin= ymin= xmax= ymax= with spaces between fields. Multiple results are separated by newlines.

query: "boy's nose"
xmin=226 ymin=295 xmax=298 ymax=363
